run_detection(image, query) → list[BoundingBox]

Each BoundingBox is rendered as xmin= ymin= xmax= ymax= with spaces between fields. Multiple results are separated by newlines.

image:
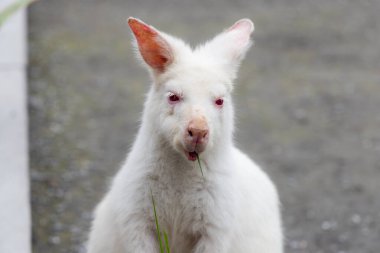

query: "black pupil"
xmin=170 ymin=95 xmax=178 ymax=101
xmin=216 ymin=99 xmax=223 ymax=105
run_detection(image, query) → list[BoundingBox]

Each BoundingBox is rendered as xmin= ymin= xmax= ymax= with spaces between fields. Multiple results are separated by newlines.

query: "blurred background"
xmin=28 ymin=0 xmax=380 ymax=252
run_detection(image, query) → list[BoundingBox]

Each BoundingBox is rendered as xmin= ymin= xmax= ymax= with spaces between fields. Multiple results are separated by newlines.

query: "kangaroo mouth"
xmin=186 ymin=151 xmax=198 ymax=161
xmin=183 ymin=144 xmax=206 ymax=162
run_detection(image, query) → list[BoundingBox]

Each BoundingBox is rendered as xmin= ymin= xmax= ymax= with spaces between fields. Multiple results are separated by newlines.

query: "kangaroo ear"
xmin=203 ymin=19 xmax=254 ymax=75
xmin=128 ymin=17 xmax=174 ymax=73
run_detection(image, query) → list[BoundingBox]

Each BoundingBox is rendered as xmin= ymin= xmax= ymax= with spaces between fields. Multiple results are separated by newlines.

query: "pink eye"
xmin=215 ymin=98 xmax=224 ymax=106
xmin=168 ymin=93 xmax=180 ymax=104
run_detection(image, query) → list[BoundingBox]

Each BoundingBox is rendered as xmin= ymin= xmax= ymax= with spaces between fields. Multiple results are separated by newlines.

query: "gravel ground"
xmin=29 ymin=0 xmax=380 ymax=252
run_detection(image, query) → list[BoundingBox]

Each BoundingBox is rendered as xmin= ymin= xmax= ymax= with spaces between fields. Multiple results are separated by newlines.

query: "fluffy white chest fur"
xmin=87 ymin=18 xmax=283 ymax=253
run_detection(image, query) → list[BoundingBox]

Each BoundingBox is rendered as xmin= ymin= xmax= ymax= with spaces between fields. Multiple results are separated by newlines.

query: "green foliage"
xmin=151 ymin=190 xmax=171 ymax=253
xmin=0 ymin=0 xmax=37 ymax=27
xmin=163 ymin=231 xmax=171 ymax=253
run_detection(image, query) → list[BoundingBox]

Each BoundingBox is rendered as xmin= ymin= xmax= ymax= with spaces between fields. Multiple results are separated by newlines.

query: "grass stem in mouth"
xmin=196 ymin=153 xmax=204 ymax=177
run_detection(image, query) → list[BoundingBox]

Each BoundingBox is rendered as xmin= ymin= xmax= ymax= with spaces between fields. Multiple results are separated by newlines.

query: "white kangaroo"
xmin=87 ymin=17 xmax=283 ymax=253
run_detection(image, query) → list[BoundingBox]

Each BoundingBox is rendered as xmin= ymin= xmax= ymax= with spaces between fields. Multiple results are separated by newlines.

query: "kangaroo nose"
xmin=188 ymin=127 xmax=208 ymax=143
xmin=187 ymin=120 xmax=209 ymax=144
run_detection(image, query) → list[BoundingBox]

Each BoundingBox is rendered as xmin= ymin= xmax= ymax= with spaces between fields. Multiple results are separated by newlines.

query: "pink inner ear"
xmin=227 ymin=19 xmax=254 ymax=34
xmin=128 ymin=18 xmax=173 ymax=72
xmin=225 ymin=19 xmax=254 ymax=51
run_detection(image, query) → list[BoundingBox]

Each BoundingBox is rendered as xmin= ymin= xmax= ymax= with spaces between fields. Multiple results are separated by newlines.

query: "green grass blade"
xmin=163 ymin=231 xmax=171 ymax=253
xmin=151 ymin=190 xmax=164 ymax=253
xmin=0 ymin=0 xmax=37 ymax=27
xmin=196 ymin=153 xmax=204 ymax=177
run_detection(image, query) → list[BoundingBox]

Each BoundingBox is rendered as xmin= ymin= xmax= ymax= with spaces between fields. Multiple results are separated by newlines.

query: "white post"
xmin=0 ymin=1 xmax=31 ymax=252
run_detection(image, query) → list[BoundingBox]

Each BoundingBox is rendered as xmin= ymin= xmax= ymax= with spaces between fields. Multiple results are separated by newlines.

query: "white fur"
xmin=87 ymin=18 xmax=283 ymax=253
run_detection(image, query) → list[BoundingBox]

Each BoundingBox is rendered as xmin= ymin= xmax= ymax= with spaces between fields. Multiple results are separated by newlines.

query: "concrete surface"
xmin=0 ymin=2 xmax=30 ymax=253
xmin=28 ymin=0 xmax=380 ymax=252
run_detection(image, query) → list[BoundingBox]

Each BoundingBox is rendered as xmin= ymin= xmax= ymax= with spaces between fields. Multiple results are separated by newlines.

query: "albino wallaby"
xmin=87 ymin=17 xmax=283 ymax=253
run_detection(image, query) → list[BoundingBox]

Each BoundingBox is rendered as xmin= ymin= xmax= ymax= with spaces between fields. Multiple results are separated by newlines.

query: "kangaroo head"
xmin=128 ymin=18 xmax=254 ymax=162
